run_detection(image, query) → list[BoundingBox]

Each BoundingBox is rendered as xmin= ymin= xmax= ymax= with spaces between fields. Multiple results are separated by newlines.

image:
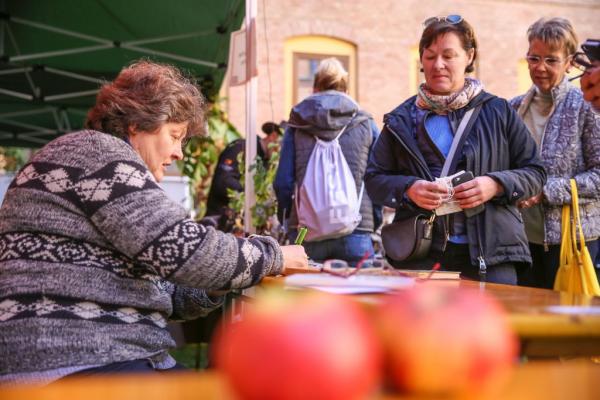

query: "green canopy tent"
xmin=0 ymin=0 xmax=244 ymax=148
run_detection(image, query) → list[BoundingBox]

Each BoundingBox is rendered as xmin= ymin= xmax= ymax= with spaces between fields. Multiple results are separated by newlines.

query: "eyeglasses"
xmin=319 ymin=251 xmax=442 ymax=282
xmin=423 ymin=14 xmax=463 ymax=28
xmin=525 ymin=55 xmax=567 ymax=68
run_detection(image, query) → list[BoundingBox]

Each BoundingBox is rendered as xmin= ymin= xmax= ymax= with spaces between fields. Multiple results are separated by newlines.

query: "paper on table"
xmin=545 ymin=306 xmax=600 ymax=315
xmin=311 ymin=286 xmax=398 ymax=294
xmin=284 ymin=273 xmax=415 ymax=294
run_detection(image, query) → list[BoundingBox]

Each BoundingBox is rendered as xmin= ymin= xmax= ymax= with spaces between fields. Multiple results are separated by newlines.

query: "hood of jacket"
xmin=287 ymin=90 xmax=371 ymax=140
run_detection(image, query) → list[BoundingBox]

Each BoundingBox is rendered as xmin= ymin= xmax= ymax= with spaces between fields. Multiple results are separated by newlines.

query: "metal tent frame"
xmin=0 ymin=0 xmax=244 ymax=147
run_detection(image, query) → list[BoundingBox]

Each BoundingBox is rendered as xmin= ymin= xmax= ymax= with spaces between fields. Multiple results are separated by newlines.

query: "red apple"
xmin=376 ymin=285 xmax=518 ymax=395
xmin=213 ymin=290 xmax=382 ymax=400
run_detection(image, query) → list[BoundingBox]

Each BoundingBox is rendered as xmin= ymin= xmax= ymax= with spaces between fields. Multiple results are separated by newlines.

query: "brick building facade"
xmin=222 ymin=0 xmax=600 ymax=133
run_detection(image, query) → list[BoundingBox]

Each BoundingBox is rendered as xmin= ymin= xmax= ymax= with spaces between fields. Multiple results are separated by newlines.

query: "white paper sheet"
xmin=545 ymin=306 xmax=600 ymax=315
xmin=284 ymin=273 xmax=415 ymax=294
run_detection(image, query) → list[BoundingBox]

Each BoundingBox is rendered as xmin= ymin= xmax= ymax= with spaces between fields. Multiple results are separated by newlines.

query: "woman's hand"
xmin=280 ymin=245 xmax=309 ymax=274
xmin=453 ymin=176 xmax=503 ymax=209
xmin=518 ymin=193 xmax=544 ymax=209
xmin=406 ymin=180 xmax=449 ymax=210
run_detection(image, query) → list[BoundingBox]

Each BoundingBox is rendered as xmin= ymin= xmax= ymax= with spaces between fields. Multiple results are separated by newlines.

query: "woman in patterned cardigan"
xmin=0 ymin=61 xmax=307 ymax=384
xmin=511 ymin=18 xmax=600 ymax=288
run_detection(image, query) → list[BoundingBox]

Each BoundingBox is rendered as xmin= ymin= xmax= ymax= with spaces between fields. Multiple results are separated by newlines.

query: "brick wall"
xmin=222 ymin=0 xmax=600 ymax=133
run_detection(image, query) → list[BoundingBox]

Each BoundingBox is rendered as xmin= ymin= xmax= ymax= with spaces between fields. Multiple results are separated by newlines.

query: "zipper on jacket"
xmin=463 ymin=141 xmax=487 ymax=279
xmin=478 ymin=255 xmax=487 ymax=276
xmin=474 ymin=209 xmax=487 ymax=279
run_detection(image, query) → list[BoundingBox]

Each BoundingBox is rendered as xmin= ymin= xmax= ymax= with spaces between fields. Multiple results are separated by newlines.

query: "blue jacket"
xmin=365 ymin=91 xmax=546 ymax=267
xmin=274 ymin=91 xmax=381 ymax=231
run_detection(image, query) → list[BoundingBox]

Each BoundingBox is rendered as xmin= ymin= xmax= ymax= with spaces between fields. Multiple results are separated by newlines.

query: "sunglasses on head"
xmin=423 ymin=14 xmax=463 ymax=28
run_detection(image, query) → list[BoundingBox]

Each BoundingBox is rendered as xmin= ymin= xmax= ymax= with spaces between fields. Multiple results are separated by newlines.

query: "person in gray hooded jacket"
xmin=274 ymin=58 xmax=380 ymax=265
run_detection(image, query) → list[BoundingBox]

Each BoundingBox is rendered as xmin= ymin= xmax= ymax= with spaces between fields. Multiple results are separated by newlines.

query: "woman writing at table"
xmin=0 ymin=61 xmax=307 ymax=384
xmin=365 ymin=15 xmax=546 ymax=284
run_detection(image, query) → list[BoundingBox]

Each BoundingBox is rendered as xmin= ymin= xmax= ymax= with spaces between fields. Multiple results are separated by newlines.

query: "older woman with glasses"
xmin=366 ymin=15 xmax=545 ymax=284
xmin=510 ymin=18 xmax=600 ymax=289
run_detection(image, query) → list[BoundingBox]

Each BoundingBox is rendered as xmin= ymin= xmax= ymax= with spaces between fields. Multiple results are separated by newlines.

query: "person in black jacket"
xmin=205 ymin=122 xmax=281 ymax=222
xmin=365 ymin=15 xmax=546 ymax=284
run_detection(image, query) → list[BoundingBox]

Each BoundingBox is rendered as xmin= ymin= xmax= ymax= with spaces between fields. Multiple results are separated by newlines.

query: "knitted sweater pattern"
xmin=0 ymin=130 xmax=283 ymax=381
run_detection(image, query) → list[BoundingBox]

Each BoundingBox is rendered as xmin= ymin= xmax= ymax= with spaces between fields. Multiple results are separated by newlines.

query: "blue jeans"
xmin=291 ymin=231 xmax=374 ymax=266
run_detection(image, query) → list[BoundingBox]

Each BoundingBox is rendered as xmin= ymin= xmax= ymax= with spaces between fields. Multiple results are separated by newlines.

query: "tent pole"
xmin=243 ymin=0 xmax=258 ymax=234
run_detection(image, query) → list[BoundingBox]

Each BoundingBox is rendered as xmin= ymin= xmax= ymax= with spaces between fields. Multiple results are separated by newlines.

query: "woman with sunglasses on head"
xmin=0 ymin=60 xmax=308 ymax=384
xmin=366 ymin=15 xmax=545 ymax=284
xmin=510 ymin=18 xmax=600 ymax=289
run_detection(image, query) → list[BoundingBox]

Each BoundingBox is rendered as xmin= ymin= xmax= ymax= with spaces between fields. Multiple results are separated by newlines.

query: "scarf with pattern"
xmin=417 ymin=77 xmax=483 ymax=115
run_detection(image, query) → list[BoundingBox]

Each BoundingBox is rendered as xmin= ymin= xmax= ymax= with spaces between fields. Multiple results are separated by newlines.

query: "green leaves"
xmin=177 ymin=99 xmax=241 ymax=217
xmin=0 ymin=147 xmax=27 ymax=173
xmin=228 ymin=144 xmax=280 ymax=234
xmin=176 ymin=97 xmax=280 ymax=234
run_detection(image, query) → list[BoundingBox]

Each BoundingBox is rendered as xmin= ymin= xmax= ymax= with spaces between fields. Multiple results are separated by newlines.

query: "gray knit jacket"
xmin=510 ymin=78 xmax=600 ymax=245
xmin=0 ymin=130 xmax=283 ymax=384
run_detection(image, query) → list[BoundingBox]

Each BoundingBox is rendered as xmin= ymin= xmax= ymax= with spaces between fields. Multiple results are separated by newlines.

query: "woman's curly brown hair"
xmin=85 ymin=60 xmax=206 ymax=138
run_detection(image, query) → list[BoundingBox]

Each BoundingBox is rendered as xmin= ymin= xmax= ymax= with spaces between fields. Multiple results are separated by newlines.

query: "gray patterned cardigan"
xmin=0 ymin=130 xmax=283 ymax=384
xmin=510 ymin=78 xmax=600 ymax=245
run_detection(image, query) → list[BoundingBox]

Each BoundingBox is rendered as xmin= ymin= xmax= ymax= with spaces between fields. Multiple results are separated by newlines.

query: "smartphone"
xmin=451 ymin=171 xmax=485 ymax=217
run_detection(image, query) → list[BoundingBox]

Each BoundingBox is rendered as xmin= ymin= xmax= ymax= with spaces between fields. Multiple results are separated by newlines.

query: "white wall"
xmin=158 ymin=175 xmax=194 ymax=217
xmin=0 ymin=174 xmax=14 ymax=206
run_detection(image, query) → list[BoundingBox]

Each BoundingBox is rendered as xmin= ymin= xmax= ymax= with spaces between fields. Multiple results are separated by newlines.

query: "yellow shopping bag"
xmin=553 ymin=179 xmax=600 ymax=296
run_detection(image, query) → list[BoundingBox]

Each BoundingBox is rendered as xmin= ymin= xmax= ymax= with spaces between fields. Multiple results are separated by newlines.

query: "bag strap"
xmin=570 ymin=179 xmax=587 ymax=252
xmin=559 ymin=203 xmax=570 ymax=264
xmin=334 ymin=111 xmax=364 ymax=203
xmin=440 ymin=105 xmax=482 ymax=178
xmin=333 ymin=112 xmax=357 ymax=141
xmin=357 ymin=181 xmax=365 ymax=207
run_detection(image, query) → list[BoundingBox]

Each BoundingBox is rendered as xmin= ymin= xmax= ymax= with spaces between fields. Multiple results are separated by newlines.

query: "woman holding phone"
xmin=365 ymin=15 xmax=546 ymax=284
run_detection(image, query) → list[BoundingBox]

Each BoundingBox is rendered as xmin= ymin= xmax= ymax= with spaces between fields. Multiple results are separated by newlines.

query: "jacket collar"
xmin=517 ymin=77 xmax=571 ymax=116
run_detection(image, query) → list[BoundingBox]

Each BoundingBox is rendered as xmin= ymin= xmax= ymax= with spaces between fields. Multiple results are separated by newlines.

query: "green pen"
xmin=295 ymin=227 xmax=308 ymax=245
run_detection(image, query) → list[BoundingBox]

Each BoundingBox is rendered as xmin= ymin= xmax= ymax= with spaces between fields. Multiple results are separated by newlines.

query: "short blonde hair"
xmin=527 ymin=17 xmax=579 ymax=57
xmin=313 ymin=58 xmax=348 ymax=93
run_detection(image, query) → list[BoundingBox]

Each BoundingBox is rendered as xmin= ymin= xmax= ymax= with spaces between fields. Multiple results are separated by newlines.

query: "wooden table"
xmin=261 ymin=275 xmax=600 ymax=357
xmin=1 ymin=361 xmax=598 ymax=400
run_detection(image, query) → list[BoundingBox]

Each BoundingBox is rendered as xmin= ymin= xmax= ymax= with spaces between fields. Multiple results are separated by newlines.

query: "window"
xmin=284 ymin=36 xmax=356 ymax=112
